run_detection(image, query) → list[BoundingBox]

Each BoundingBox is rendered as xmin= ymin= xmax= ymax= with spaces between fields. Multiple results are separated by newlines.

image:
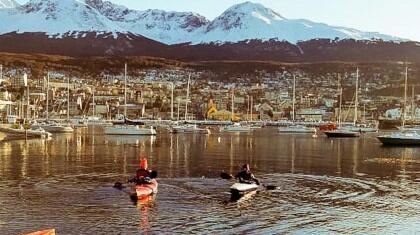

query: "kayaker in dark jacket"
xmin=129 ymin=158 xmax=153 ymax=184
xmin=235 ymin=164 xmax=260 ymax=185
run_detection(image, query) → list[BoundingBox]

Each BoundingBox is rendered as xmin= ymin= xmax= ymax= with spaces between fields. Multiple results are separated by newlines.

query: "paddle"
xmin=114 ymin=170 xmax=158 ymax=190
xmin=220 ymin=172 xmax=277 ymax=190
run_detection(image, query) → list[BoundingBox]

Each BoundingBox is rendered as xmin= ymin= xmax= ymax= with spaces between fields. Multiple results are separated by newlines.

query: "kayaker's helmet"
xmin=242 ymin=164 xmax=250 ymax=171
xmin=140 ymin=158 xmax=148 ymax=170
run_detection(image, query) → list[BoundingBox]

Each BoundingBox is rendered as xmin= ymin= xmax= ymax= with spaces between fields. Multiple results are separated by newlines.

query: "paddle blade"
xmin=220 ymin=172 xmax=233 ymax=180
xmin=150 ymin=170 xmax=158 ymax=179
xmin=113 ymin=182 xmax=124 ymax=190
xmin=265 ymin=185 xmax=277 ymax=190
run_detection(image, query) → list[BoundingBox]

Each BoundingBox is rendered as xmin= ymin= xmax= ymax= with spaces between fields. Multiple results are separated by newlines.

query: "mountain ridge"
xmin=0 ymin=0 xmax=405 ymax=44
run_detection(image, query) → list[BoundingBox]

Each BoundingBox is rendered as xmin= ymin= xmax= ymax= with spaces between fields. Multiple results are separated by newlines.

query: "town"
xmin=0 ymin=63 xmax=418 ymax=128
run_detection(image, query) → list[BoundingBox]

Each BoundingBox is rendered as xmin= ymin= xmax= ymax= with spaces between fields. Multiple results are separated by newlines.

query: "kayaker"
xmin=235 ymin=164 xmax=260 ymax=185
xmin=129 ymin=158 xmax=153 ymax=184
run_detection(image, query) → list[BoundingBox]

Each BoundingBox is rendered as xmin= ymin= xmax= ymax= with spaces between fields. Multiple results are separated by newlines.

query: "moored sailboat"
xmin=278 ymin=75 xmax=316 ymax=134
xmin=325 ymin=71 xmax=360 ymax=138
xmin=104 ymin=63 xmax=156 ymax=136
xmin=377 ymin=66 xmax=420 ymax=145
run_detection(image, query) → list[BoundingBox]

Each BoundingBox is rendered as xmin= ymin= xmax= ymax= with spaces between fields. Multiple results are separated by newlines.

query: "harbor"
xmin=0 ymin=127 xmax=419 ymax=234
xmin=1 ymin=0 xmax=420 ymax=234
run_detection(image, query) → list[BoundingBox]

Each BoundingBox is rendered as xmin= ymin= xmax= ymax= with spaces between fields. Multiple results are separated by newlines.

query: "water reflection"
xmin=135 ymin=195 xmax=156 ymax=233
xmin=0 ymin=128 xmax=419 ymax=234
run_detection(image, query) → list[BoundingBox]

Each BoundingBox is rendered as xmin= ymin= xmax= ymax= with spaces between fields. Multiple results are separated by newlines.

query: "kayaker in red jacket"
xmin=235 ymin=164 xmax=260 ymax=185
xmin=129 ymin=158 xmax=153 ymax=184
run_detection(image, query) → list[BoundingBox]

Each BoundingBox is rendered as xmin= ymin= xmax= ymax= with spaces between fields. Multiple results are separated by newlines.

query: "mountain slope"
xmin=0 ymin=0 xmax=403 ymax=45
xmin=0 ymin=0 xmax=124 ymax=37
xmin=85 ymin=0 xmax=209 ymax=44
xmin=0 ymin=0 xmax=18 ymax=9
xmin=199 ymin=2 xmax=399 ymax=44
xmin=1 ymin=32 xmax=419 ymax=63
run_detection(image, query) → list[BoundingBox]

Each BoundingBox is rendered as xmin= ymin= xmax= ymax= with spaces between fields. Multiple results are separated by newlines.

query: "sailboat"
xmin=220 ymin=89 xmax=252 ymax=132
xmin=104 ymin=63 xmax=156 ymax=136
xmin=32 ymin=73 xmax=74 ymax=133
xmin=396 ymin=85 xmax=420 ymax=131
xmin=342 ymin=69 xmax=378 ymax=133
xmin=170 ymin=75 xmax=211 ymax=134
xmin=324 ymin=72 xmax=360 ymax=138
xmin=278 ymin=75 xmax=316 ymax=133
xmin=377 ymin=67 xmax=420 ymax=145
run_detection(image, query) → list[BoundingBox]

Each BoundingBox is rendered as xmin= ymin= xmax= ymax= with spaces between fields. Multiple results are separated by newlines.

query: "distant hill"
xmin=0 ymin=32 xmax=420 ymax=62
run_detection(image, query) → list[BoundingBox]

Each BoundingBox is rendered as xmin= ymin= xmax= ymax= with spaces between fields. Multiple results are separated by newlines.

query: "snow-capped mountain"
xmin=0 ymin=0 xmax=125 ymax=36
xmin=0 ymin=0 xmax=403 ymax=44
xmin=85 ymin=0 xmax=209 ymax=44
xmin=0 ymin=0 xmax=18 ymax=9
xmin=200 ymin=2 xmax=399 ymax=43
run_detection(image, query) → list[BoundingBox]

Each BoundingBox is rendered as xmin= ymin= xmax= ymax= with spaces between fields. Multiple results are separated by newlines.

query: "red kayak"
xmin=133 ymin=179 xmax=158 ymax=199
xmin=24 ymin=229 xmax=55 ymax=235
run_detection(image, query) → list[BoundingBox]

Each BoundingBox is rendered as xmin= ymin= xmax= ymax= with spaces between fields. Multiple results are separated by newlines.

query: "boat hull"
xmin=170 ymin=125 xmax=211 ymax=134
xmin=133 ymin=179 xmax=158 ymax=199
xmin=324 ymin=131 xmax=360 ymax=138
xmin=32 ymin=124 xmax=74 ymax=133
xmin=377 ymin=136 xmax=420 ymax=145
xmin=0 ymin=127 xmax=51 ymax=139
xmin=105 ymin=125 xmax=157 ymax=135
xmin=230 ymin=183 xmax=259 ymax=199
xmin=278 ymin=127 xmax=316 ymax=133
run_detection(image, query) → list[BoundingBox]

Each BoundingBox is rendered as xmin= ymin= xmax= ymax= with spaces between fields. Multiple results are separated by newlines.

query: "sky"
xmin=14 ymin=0 xmax=420 ymax=41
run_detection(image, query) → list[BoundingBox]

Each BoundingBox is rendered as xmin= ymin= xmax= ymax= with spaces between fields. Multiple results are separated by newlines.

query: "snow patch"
xmin=0 ymin=0 xmax=405 ymax=45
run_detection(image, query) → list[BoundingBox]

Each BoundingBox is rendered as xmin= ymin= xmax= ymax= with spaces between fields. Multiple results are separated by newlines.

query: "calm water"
xmin=0 ymin=127 xmax=419 ymax=234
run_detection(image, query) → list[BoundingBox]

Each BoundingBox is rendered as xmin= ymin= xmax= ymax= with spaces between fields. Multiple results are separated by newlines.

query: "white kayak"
xmin=230 ymin=183 xmax=259 ymax=194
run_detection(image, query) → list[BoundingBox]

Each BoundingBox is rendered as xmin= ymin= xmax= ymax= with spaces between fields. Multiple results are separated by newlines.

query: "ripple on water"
xmin=1 ymin=173 xmax=419 ymax=234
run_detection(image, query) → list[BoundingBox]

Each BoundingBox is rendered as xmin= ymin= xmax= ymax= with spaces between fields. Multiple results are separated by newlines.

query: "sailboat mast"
xmin=354 ymin=68 xmax=359 ymax=125
xmin=411 ymin=85 xmax=415 ymax=121
xmin=231 ymin=90 xmax=234 ymax=121
xmin=250 ymin=96 xmax=253 ymax=121
xmin=124 ymin=63 xmax=127 ymax=117
xmin=402 ymin=66 xmax=408 ymax=128
xmin=185 ymin=75 xmax=190 ymax=120
xmin=292 ymin=75 xmax=296 ymax=122
xmin=93 ymin=88 xmax=95 ymax=117
xmin=46 ymin=72 xmax=49 ymax=120
xmin=338 ymin=75 xmax=342 ymax=128
xmin=67 ymin=77 xmax=70 ymax=121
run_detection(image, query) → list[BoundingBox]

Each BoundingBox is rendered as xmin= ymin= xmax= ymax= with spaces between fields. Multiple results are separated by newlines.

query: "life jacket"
xmin=136 ymin=169 xmax=151 ymax=178
xmin=140 ymin=158 xmax=148 ymax=169
xmin=236 ymin=170 xmax=253 ymax=181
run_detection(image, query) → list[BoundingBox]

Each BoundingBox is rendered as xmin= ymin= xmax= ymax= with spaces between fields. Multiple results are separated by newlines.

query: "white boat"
xmin=70 ymin=117 xmax=88 ymax=128
xmin=87 ymin=116 xmax=111 ymax=126
xmin=220 ymin=123 xmax=252 ymax=132
xmin=104 ymin=125 xmax=157 ymax=135
xmin=170 ymin=124 xmax=211 ymax=134
xmin=6 ymin=115 xmax=18 ymax=124
xmin=377 ymin=131 xmax=420 ymax=145
xmin=324 ymin=69 xmax=362 ymax=138
xmin=0 ymin=125 xmax=52 ymax=139
xmin=230 ymin=183 xmax=259 ymax=200
xmin=397 ymin=125 xmax=420 ymax=132
xmin=343 ymin=124 xmax=378 ymax=133
xmin=32 ymin=121 xmax=74 ymax=133
xmin=279 ymin=76 xmax=317 ymax=134
xmin=377 ymin=67 xmax=420 ymax=145
xmin=105 ymin=64 xmax=157 ymax=136
xmin=278 ymin=125 xmax=316 ymax=133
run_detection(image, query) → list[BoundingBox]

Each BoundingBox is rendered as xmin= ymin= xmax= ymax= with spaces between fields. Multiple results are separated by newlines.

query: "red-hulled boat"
xmin=24 ymin=229 xmax=55 ymax=235
xmin=133 ymin=179 xmax=158 ymax=199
